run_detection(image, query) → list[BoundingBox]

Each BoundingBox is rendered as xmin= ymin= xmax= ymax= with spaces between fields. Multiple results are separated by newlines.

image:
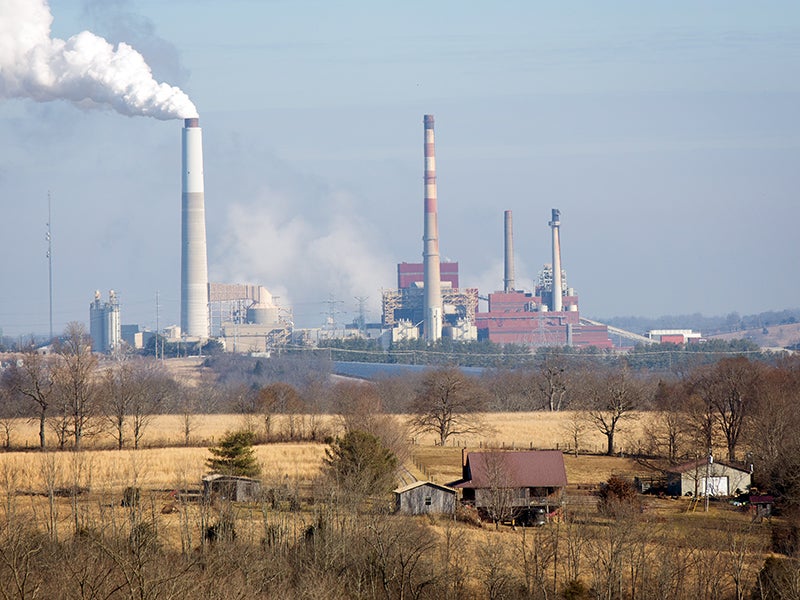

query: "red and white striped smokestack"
xmin=549 ymin=208 xmax=563 ymax=312
xmin=423 ymin=114 xmax=442 ymax=342
xmin=504 ymin=210 xmax=515 ymax=292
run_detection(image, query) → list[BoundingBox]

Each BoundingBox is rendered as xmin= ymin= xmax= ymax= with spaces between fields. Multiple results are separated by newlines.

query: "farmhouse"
xmin=394 ymin=481 xmax=456 ymax=515
xmin=452 ymin=450 xmax=567 ymax=523
xmin=202 ymin=474 xmax=261 ymax=502
xmin=666 ymin=458 xmax=751 ymax=497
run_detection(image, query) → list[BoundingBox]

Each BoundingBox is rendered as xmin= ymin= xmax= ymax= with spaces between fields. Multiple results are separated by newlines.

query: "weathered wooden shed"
xmin=202 ymin=474 xmax=261 ymax=502
xmin=666 ymin=459 xmax=751 ymax=497
xmin=394 ymin=481 xmax=456 ymax=515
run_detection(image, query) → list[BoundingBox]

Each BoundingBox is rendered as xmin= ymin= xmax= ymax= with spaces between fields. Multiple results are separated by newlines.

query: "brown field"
xmin=3 ymin=410 xmax=657 ymax=452
xmin=0 ymin=410 xmax=673 ymax=494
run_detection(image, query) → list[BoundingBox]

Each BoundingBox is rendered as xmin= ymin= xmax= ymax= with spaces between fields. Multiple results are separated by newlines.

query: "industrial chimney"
xmin=181 ymin=118 xmax=210 ymax=339
xmin=504 ymin=210 xmax=515 ymax=292
xmin=422 ymin=114 xmax=442 ymax=342
xmin=549 ymin=208 xmax=563 ymax=312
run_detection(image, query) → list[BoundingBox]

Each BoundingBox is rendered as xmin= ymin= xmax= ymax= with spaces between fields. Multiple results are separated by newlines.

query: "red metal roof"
xmin=454 ymin=450 xmax=568 ymax=489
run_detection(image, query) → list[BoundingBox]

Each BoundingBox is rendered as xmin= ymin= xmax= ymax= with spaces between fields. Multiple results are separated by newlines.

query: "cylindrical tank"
xmin=247 ymin=303 xmax=279 ymax=325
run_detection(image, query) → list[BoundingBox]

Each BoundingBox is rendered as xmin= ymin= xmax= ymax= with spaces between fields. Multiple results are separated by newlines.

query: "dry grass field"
xmin=0 ymin=410 xmax=667 ymax=495
xmin=3 ymin=410 xmax=657 ymax=453
xmin=0 ymin=410 xmax=667 ymax=515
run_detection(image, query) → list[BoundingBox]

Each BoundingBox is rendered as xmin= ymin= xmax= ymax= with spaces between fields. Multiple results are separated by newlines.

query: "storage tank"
xmin=247 ymin=303 xmax=279 ymax=325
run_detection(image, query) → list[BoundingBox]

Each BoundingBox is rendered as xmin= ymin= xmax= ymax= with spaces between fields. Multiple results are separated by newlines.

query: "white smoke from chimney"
xmin=0 ymin=0 xmax=197 ymax=120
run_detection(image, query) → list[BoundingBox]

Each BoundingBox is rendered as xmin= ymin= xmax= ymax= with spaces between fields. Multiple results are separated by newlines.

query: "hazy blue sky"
xmin=1 ymin=0 xmax=799 ymax=337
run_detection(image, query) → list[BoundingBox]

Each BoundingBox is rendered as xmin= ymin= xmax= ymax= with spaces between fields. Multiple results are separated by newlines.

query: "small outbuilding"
xmin=394 ymin=481 xmax=456 ymax=515
xmin=666 ymin=459 xmax=751 ymax=498
xmin=202 ymin=474 xmax=261 ymax=502
xmin=749 ymin=495 xmax=774 ymax=521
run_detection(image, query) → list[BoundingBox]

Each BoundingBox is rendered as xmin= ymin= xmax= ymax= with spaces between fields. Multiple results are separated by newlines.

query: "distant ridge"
xmin=597 ymin=308 xmax=800 ymax=338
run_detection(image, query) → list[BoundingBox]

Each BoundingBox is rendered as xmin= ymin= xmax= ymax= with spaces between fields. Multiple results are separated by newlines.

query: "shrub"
xmin=597 ymin=475 xmax=641 ymax=517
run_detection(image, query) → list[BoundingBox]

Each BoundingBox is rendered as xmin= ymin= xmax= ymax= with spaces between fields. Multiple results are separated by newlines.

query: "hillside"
xmin=706 ymin=321 xmax=800 ymax=350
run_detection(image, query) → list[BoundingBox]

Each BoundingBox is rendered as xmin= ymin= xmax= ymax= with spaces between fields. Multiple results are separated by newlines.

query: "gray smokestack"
xmin=504 ymin=210 xmax=515 ymax=292
xmin=181 ymin=118 xmax=209 ymax=338
xmin=422 ymin=114 xmax=442 ymax=342
xmin=549 ymin=208 xmax=563 ymax=312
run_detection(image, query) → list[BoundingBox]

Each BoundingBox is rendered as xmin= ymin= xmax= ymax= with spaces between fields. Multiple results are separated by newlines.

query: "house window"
xmin=424 ymin=496 xmax=432 ymax=506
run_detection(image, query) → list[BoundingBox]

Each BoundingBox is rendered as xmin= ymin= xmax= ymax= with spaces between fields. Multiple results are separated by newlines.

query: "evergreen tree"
xmin=324 ymin=430 xmax=398 ymax=495
xmin=206 ymin=430 xmax=260 ymax=477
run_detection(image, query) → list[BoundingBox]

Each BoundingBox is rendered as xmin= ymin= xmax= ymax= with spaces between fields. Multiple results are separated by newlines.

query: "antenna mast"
xmin=46 ymin=192 xmax=53 ymax=341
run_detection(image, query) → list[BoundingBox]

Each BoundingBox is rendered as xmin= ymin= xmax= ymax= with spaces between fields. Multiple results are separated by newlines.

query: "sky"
xmin=1 ymin=0 xmax=799 ymax=338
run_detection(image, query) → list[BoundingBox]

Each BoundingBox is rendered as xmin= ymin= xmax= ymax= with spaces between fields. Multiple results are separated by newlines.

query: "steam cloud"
xmin=0 ymin=0 xmax=197 ymax=119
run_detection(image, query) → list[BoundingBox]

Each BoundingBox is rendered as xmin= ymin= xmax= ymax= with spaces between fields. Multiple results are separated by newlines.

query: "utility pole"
xmin=705 ymin=450 xmax=712 ymax=512
xmin=155 ymin=291 xmax=160 ymax=360
xmin=46 ymin=192 xmax=53 ymax=341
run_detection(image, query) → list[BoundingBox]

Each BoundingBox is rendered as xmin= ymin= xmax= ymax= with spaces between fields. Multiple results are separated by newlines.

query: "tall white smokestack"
xmin=504 ymin=210 xmax=515 ymax=292
xmin=549 ymin=208 xmax=563 ymax=312
xmin=423 ymin=114 xmax=442 ymax=342
xmin=181 ymin=118 xmax=209 ymax=338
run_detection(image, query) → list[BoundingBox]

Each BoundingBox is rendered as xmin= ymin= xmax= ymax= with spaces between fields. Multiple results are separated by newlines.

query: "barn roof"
xmin=453 ymin=450 xmax=567 ymax=489
xmin=394 ymin=481 xmax=455 ymax=494
xmin=667 ymin=459 xmax=750 ymax=475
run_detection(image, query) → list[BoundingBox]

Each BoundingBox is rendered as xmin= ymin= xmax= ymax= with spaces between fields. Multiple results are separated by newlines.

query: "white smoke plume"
xmin=214 ymin=187 xmax=395 ymax=328
xmin=0 ymin=0 xmax=197 ymax=119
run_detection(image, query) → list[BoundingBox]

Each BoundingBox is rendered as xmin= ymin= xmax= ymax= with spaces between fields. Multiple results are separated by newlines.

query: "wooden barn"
xmin=452 ymin=450 xmax=567 ymax=523
xmin=394 ymin=481 xmax=456 ymax=515
xmin=202 ymin=474 xmax=261 ymax=502
xmin=666 ymin=458 xmax=751 ymax=497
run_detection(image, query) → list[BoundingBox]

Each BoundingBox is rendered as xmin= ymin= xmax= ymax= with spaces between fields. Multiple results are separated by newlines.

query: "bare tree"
xmin=645 ymin=379 xmax=690 ymax=463
xmin=481 ymin=369 xmax=537 ymax=411
xmin=408 ymin=368 xmax=487 ymax=446
xmin=477 ymin=536 xmax=517 ymax=600
xmin=537 ymin=351 xmax=570 ymax=411
xmin=53 ymin=322 xmax=99 ymax=450
xmin=482 ymin=452 xmax=516 ymax=528
xmin=332 ymin=380 xmax=410 ymax=463
xmin=579 ymin=366 xmax=641 ymax=456
xmin=257 ymin=382 xmax=300 ymax=442
xmin=561 ymin=411 xmax=589 ymax=458
xmin=687 ymin=357 xmax=763 ymax=461
xmin=2 ymin=348 xmax=57 ymax=449
xmin=101 ymin=358 xmax=173 ymax=450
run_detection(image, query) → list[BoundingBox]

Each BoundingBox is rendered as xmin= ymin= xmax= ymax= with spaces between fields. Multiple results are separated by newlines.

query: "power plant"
xmin=181 ymin=117 xmax=210 ymax=340
xmin=94 ymin=113 xmax=617 ymax=353
xmin=375 ymin=115 xmax=610 ymax=348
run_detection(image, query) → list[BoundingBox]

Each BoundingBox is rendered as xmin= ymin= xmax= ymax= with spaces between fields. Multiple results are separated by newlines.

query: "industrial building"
xmin=646 ymin=329 xmax=703 ymax=344
xmin=382 ymin=262 xmax=479 ymax=340
xmin=210 ymin=283 xmax=291 ymax=353
xmin=89 ymin=290 xmax=121 ymax=353
xmin=473 ymin=209 xmax=612 ymax=349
